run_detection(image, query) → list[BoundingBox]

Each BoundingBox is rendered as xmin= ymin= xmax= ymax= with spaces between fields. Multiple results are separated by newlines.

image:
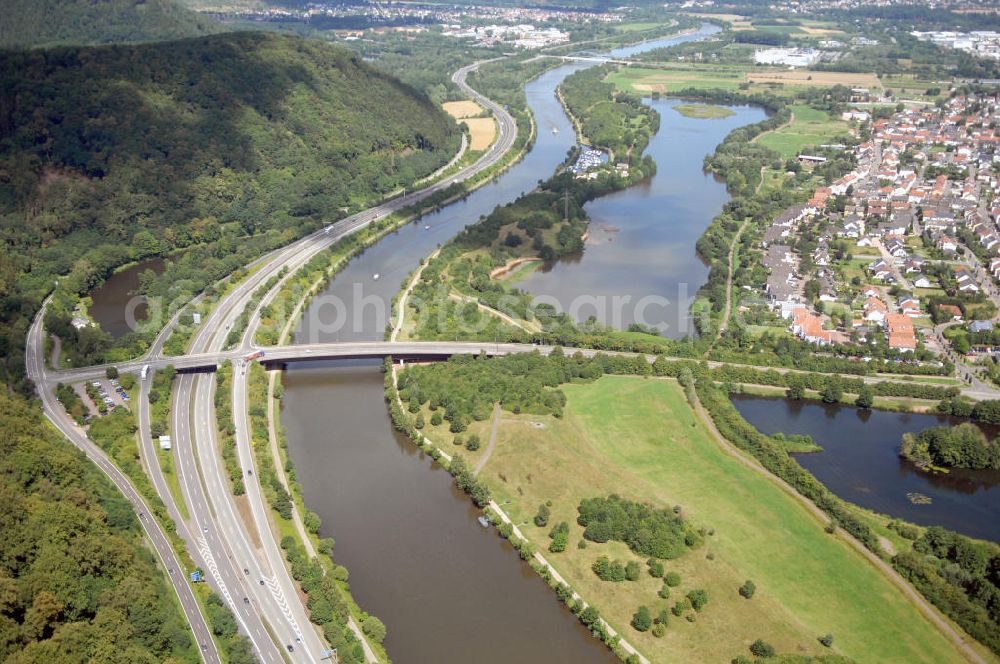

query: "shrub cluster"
xmin=901 ymin=422 xmax=1000 ymax=470
xmin=577 ymin=494 xmax=702 ymax=559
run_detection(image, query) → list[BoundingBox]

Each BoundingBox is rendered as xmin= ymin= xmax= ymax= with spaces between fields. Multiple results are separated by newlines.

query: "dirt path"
xmin=689 ymin=389 xmax=988 ymax=664
xmin=448 ymin=292 xmax=541 ymax=333
xmin=474 ymin=403 xmax=501 ymax=475
xmin=392 ymin=249 xmax=440 ymax=342
xmin=715 ymin=217 xmax=749 ymax=342
xmin=705 ymin=162 xmax=766 ymax=357
xmin=752 ymin=109 xmax=795 ymax=147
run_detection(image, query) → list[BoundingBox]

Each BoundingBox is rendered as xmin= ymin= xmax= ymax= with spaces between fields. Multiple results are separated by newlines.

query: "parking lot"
xmin=83 ymin=377 xmax=132 ymax=416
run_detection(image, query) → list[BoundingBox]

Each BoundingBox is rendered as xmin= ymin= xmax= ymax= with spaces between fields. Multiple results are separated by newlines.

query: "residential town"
xmin=759 ymin=92 xmax=1000 ymax=381
xmin=202 ymin=1 xmax=622 ymax=39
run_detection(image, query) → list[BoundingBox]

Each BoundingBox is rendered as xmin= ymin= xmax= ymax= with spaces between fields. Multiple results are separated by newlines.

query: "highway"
xmin=28 ymin=57 xmax=519 ymax=663
xmin=178 ymin=254 xmax=324 ymax=660
xmin=25 ymin=302 xmax=222 ymax=664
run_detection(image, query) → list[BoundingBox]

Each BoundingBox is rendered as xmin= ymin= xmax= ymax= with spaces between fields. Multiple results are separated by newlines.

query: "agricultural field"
xmin=607 ymin=65 xmax=880 ymax=100
xmin=879 ymin=75 xmax=949 ymax=98
xmin=745 ymin=70 xmax=881 ymax=89
xmin=798 ymin=24 xmax=847 ymax=36
xmin=442 ymin=100 xmax=484 ymax=118
xmin=755 ymin=104 xmax=849 ymax=158
xmin=613 ymin=21 xmax=665 ymax=33
xmin=450 ymin=375 xmax=972 ymax=663
xmin=681 ymin=12 xmax=753 ymax=30
xmin=462 ymin=117 xmax=496 ymax=150
xmin=442 ymin=100 xmax=496 ymax=150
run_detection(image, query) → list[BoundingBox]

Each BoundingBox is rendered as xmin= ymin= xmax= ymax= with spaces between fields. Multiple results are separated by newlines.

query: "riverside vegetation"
xmin=385 ymin=351 xmax=984 ymax=662
xmin=0 ymin=10 xmax=475 ymax=662
xmin=901 ymin=423 xmax=1000 ymax=471
xmin=381 ymin=37 xmax=1000 ymax=655
xmin=400 ymin=61 xmax=660 ymax=343
xmin=246 ymin=364 xmax=382 ymax=664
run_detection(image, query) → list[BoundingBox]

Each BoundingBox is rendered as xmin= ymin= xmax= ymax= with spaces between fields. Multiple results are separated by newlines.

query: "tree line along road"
xmin=28 ymin=57 xmax=517 ymax=663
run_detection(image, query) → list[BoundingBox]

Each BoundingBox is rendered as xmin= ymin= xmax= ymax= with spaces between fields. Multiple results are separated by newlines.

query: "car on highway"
xmin=287 ymin=645 xmax=294 ymax=653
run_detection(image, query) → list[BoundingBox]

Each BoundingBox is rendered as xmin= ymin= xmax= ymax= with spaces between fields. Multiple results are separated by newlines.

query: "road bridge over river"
xmin=45 ymin=339 xmax=1000 ymax=403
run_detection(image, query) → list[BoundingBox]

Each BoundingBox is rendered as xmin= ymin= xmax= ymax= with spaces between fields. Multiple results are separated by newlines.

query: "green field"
xmin=755 ymin=104 xmax=848 ymax=158
xmin=605 ymin=65 xmax=858 ymax=99
xmin=613 ymin=21 xmax=665 ymax=32
xmin=473 ymin=376 xmax=971 ymax=663
xmin=673 ymin=103 xmax=735 ymax=119
xmin=607 ymin=66 xmax=745 ymax=94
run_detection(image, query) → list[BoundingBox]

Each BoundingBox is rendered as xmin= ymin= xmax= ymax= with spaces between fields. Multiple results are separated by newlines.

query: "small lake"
xmin=88 ymin=258 xmax=165 ymax=338
xmin=516 ymin=99 xmax=767 ymax=338
xmin=732 ymin=395 xmax=1000 ymax=543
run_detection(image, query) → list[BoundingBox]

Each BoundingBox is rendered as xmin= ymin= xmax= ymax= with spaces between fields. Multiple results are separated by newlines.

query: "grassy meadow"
xmin=755 ymin=104 xmax=848 ymax=158
xmin=449 ymin=375 xmax=976 ymax=663
xmin=673 ymin=103 xmax=735 ymax=119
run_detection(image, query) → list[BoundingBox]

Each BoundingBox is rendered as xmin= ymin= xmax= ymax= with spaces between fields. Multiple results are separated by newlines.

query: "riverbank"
xmin=383 ymin=362 xmax=649 ymax=664
xmin=387 ymin=361 xmax=982 ymax=663
xmin=273 ymin=26 xmax=715 ymax=664
xmin=254 ymin=76 xmax=539 ymax=347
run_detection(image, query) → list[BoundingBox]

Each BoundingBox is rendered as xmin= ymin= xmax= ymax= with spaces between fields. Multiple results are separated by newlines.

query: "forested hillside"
xmin=0 ymin=0 xmax=220 ymax=48
xmin=0 ymin=30 xmax=459 ymax=391
xmin=0 ymin=389 xmax=198 ymax=663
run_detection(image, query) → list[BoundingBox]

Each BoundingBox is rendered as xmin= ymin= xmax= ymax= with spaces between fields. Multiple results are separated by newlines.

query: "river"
xmin=517 ymin=99 xmax=766 ymax=337
xmin=732 ymin=395 xmax=1000 ymax=543
xmin=281 ymin=25 xmax=736 ymax=664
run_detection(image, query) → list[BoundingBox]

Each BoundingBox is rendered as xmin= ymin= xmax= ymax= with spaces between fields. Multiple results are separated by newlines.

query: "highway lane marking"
xmin=189 ymin=379 xmax=315 ymax=658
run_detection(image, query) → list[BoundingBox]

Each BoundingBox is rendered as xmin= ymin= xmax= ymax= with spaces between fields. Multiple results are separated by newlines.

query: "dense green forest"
xmin=0 ymin=30 xmax=460 ymax=390
xmin=0 ymin=389 xmax=198 ymax=663
xmin=0 ymin=0 xmax=221 ymax=48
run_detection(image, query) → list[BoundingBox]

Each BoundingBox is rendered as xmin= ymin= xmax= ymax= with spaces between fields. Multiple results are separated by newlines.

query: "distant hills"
xmin=0 ymin=0 xmax=221 ymax=48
